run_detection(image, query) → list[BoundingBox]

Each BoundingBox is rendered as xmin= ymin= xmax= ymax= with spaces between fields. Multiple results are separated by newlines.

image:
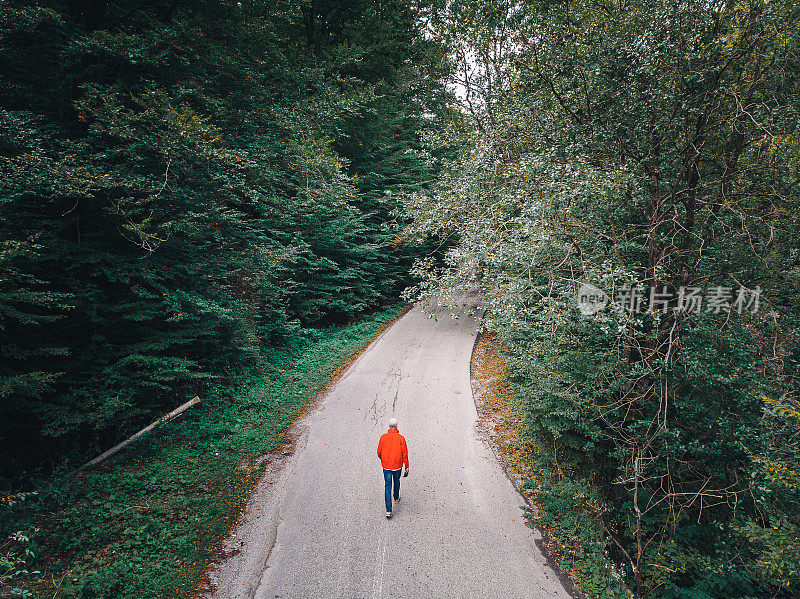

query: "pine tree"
xmin=0 ymin=0 xmax=453 ymax=473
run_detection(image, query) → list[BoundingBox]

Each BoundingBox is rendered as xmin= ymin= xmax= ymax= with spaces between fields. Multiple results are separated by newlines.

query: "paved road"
xmin=207 ymin=299 xmax=573 ymax=599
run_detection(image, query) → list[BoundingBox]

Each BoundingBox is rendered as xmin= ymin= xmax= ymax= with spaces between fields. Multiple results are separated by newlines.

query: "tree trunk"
xmin=81 ymin=396 xmax=200 ymax=469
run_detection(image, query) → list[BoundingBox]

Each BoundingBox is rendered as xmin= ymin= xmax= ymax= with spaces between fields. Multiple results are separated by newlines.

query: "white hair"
xmin=388 ymin=418 xmax=398 ymax=428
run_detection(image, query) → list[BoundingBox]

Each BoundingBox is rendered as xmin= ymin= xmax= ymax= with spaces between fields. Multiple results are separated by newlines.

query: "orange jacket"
xmin=377 ymin=428 xmax=409 ymax=470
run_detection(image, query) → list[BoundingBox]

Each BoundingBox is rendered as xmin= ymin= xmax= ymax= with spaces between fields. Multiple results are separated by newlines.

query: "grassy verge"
xmin=471 ymin=329 xmax=631 ymax=599
xmin=4 ymin=304 xmax=408 ymax=599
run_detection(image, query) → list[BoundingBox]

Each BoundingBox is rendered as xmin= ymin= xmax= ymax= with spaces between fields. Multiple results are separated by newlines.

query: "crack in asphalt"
xmin=248 ymin=505 xmax=281 ymax=599
xmin=206 ymin=301 xmax=573 ymax=599
xmin=369 ymin=391 xmax=380 ymax=425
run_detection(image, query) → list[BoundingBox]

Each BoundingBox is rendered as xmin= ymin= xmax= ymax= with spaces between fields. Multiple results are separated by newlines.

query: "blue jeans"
xmin=383 ymin=468 xmax=401 ymax=512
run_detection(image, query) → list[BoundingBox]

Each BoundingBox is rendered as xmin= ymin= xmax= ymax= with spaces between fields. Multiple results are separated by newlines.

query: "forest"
xmin=1 ymin=0 xmax=451 ymax=595
xmin=405 ymin=1 xmax=800 ymax=597
xmin=2 ymin=0 xmax=799 ymax=598
xmin=0 ymin=0 xmax=451 ymax=471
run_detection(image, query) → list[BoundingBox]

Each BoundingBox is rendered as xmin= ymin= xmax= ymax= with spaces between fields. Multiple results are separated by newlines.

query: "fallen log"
xmin=81 ymin=396 xmax=201 ymax=469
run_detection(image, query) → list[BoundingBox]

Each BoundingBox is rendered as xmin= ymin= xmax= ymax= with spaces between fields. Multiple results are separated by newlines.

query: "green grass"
xmin=4 ymin=304 xmax=407 ymax=598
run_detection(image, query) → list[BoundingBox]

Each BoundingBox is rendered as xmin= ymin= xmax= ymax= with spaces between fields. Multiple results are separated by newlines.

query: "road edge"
xmin=200 ymin=304 xmax=413 ymax=598
xmin=469 ymin=327 xmax=583 ymax=599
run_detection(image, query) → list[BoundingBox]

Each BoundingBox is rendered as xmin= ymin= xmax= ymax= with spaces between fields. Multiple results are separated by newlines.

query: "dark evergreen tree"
xmin=0 ymin=0 xmax=453 ymax=475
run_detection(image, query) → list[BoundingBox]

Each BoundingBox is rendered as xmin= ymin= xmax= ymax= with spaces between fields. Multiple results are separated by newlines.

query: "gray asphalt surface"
xmin=206 ymin=299 xmax=573 ymax=599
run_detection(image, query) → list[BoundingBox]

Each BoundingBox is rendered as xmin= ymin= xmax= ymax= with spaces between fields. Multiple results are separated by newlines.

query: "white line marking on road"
xmin=372 ymin=522 xmax=390 ymax=599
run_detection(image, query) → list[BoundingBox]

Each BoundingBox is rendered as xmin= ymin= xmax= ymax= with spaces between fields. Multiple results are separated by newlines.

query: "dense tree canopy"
xmin=3 ymin=0 xmax=800 ymax=597
xmin=406 ymin=0 xmax=800 ymax=596
xmin=0 ymin=0 xmax=452 ymax=476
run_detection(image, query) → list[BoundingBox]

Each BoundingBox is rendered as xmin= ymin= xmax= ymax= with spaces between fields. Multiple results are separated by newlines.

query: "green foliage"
xmin=532 ymin=475 xmax=631 ymax=599
xmin=407 ymin=0 xmax=800 ymax=596
xmin=1 ymin=305 xmax=404 ymax=598
xmin=0 ymin=0 xmax=451 ymax=476
xmin=0 ymin=527 xmax=39 ymax=598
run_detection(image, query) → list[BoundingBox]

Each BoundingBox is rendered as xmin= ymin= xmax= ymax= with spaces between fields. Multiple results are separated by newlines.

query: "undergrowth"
xmin=1 ymin=305 xmax=406 ymax=598
xmin=526 ymin=469 xmax=631 ymax=598
xmin=472 ymin=329 xmax=631 ymax=599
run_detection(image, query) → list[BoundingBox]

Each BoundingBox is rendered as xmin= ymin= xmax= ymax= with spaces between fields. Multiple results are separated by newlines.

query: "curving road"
xmin=206 ymin=298 xmax=573 ymax=599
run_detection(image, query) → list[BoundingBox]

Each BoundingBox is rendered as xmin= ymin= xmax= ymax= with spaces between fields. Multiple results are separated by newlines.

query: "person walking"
xmin=377 ymin=418 xmax=409 ymax=518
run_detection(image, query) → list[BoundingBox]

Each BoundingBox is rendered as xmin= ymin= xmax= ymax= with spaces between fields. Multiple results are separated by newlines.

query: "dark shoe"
xmin=385 ymin=511 xmax=392 ymax=518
